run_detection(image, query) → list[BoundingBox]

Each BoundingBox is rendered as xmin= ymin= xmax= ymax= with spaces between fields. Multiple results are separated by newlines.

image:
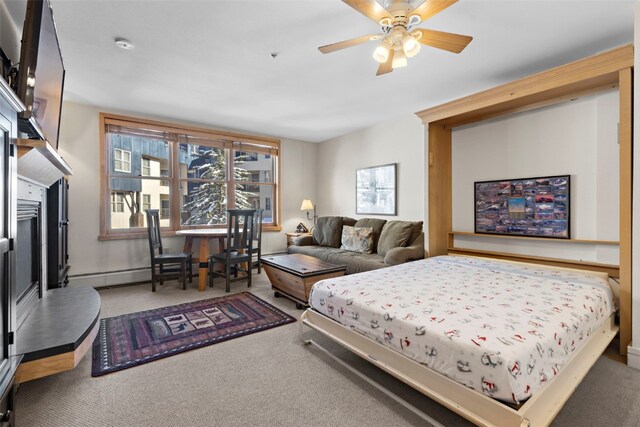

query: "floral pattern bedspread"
xmin=308 ymin=256 xmax=614 ymax=403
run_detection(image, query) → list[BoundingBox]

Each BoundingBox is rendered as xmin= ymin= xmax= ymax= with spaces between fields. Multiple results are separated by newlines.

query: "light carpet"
xmin=15 ymin=273 xmax=640 ymax=426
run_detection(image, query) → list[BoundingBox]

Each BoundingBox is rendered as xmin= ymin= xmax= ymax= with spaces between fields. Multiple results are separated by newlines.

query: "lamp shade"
xmin=300 ymin=199 xmax=314 ymax=210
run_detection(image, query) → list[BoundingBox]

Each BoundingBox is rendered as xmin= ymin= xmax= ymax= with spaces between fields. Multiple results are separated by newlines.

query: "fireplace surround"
xmin=16 ymin=179 xmax=46 ymax=328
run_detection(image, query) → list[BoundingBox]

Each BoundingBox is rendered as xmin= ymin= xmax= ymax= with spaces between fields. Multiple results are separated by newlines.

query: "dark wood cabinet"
xmin=47 ymin=178 xmax=69 ymax=288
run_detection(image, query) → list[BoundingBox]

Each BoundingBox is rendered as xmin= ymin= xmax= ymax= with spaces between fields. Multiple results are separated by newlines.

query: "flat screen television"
xmin=16 ymin=0 xmax=65 ymax=149
xmin=474 ymin=175 xmax=570 ymax=239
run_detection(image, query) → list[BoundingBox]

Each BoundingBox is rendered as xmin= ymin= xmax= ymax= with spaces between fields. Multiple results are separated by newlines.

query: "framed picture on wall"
xmin=356 ymin=163 xmax=397 ymax=215
xmin=474 ymin=175 xmax=570 ymax=239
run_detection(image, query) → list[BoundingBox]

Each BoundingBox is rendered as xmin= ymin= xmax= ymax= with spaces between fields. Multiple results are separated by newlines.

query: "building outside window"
xmin=142 ymin=158 xmax=151 ymax=176
xmin=142 ymin=194 xmax=151 ymax=212
xmin=100 ymin=114 xmax=281 ymax=238
xmin=111 ymin=193 xmax=124 ymax=213
xmin=160 ymin=195 xmax=170 ymax=219
xmin=114 ymin=148 xmax=131 ymax=173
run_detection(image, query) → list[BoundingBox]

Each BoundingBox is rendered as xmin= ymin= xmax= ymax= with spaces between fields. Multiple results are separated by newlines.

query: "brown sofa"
xmin=287 ymin=216 xmax=425 ymax=274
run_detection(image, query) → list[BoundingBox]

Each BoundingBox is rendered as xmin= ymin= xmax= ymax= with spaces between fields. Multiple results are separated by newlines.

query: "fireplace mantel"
xmin=16 ymin=138 xmax=73 ymax=187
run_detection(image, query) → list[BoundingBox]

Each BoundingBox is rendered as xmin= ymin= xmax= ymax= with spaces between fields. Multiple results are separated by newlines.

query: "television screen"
xmin=17 ymin=0 xmax=65 ymax=148
xmin=474 ymin=175 xmax=570 ymax=239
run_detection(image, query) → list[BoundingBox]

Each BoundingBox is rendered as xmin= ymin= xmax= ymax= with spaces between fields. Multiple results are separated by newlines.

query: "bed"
xmin=301 ymin=255 xmax=618 ymax=427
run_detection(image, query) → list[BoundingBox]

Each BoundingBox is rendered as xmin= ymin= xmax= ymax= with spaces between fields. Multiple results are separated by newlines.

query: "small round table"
xmin=175 ymin=229 xmax=229 ymax=292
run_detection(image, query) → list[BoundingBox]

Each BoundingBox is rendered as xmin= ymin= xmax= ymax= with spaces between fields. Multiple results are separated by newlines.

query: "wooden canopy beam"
xmin=416 ymin=44 xmax=633 ymax=128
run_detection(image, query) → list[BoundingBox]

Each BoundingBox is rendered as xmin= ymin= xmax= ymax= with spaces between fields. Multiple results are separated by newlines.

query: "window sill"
xmin=98 ymin=225 xmax=283 ymax=241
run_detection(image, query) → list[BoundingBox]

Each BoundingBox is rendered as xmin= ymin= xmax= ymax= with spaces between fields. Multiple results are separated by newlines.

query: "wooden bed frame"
xmin=300 ymin=45 xmax=631 ymax=427
xmin=415 ymin=44 xmax=633 ymax=355
xmin=301 ymin=258 xmax=619 ymax=427
xmin=302 ymin=310 xmax=616 ymax=427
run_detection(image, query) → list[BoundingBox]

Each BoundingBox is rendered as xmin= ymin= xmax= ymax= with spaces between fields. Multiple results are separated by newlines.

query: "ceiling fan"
xmin=319 ymin=0 xmax=472 ymax=76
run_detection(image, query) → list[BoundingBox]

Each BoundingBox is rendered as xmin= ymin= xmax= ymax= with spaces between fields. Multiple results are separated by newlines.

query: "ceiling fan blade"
xmin=376 ymin=49 xmax=394 ymax=76
xmin=409 ymin=0 xmax=459 ymax=22
xmin=416 ymin=29 xmax=472 ymax=53
xmin=318 ymin=34 xmax=380 ymax=54
xmin=342 ymin=0 xmax=391 ymax=24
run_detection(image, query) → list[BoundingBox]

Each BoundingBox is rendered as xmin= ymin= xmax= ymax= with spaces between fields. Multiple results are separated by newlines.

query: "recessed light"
xmin=115 ymin=38 xmax=134 ymax=50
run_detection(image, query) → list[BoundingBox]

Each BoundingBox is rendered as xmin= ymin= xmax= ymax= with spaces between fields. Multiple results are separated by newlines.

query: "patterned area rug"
xmin=92 ymin=292 xmax=295 ymax=376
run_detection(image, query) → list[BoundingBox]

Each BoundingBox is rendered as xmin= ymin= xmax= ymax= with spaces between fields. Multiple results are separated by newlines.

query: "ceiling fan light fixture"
xmin=373 ymin=43 xmax=390 ymax=63
xmin=403 ymin=34 xmax=421 ymax=58
xmin=391 ymin=48 xmax=407 ymax=69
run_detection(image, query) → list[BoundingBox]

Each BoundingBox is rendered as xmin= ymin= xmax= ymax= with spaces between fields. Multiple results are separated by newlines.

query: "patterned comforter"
xmin=308 ymin=256 xmax=614 ymax=403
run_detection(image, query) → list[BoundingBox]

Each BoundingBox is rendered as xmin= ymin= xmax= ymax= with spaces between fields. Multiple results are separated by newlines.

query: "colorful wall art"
xmin=474 ymin=175 xmax=570 ymax=238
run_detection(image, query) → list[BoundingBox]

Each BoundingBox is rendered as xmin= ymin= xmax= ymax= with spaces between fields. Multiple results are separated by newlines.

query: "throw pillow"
xmin=377 ymin=221 xmax=413 ymax=257
xmin=313 ymin=216 xmax=343 ymax=247
xmin=354 ymin=218 xmax=387 ymax=252
xmin=341 ymin=226 xmax=374 ymax=254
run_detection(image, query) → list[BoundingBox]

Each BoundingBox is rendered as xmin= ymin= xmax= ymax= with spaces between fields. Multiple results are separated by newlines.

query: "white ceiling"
xmin=7 ymin=0 xmax=635 ymax=142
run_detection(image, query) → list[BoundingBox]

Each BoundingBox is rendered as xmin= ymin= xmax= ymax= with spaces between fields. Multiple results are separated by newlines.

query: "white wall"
xmin=59 ymin=101 xmax=317 ymax=287
xmin=317 ymin=113 xmax=424 ymax=222
xmin=451 ymin=91 xmax=619 ymax=265
xmin=0 ymin=0 xmax=21 ymax=64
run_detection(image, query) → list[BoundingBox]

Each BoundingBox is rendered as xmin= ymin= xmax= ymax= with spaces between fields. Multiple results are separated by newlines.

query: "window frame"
xmin=141 ymin=157 xmax=151 ymax=176
xmin=99 ymin=113 xmax=282 ymax=240
xmin=113 ymin=148 xmax=131 ymax=173
xmin=111 ymin=192 xmax=125 ymax=213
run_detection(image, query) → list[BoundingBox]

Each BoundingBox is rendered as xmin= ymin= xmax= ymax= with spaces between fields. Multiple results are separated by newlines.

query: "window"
xmin=100 ymin=113 xmax=280 ymax=239
xmin=111 ymin=193 xmax=124 ymax=213
xmin=160 ymin=195 xmax=170 ymax=219
xmin=114 ymin=148 xmax=131 ymax=173
xmin=142 ymin=194 xmax=151 ymax=211
xmin=142 ymin=158 xmax=151 ymax=176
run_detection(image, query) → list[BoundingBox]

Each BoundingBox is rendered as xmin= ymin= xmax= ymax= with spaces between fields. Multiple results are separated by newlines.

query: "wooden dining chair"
xmin=146 ymin=209 xmax=193 ymax=292
xmin=208 ymin=209 xmax=256 ymax=292
xmin=251 ymin=209 xmax=263 ymax=274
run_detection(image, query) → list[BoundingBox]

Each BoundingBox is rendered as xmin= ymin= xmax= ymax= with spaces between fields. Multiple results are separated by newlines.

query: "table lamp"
xmin=300 ymin=199 xmax=317 ymax=226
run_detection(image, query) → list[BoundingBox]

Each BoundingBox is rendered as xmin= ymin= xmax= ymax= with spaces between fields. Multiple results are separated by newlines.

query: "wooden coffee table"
xmin=261 ymin=254 xmax=347 ymax=309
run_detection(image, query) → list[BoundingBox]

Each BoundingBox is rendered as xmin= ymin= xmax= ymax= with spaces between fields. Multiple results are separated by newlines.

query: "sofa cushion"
xmin=354 ymin=218 xmax=387 ymax=251
xmin=343 ymin=217 xmax=357 ymax=227
xmin=407 ymin=221 xmax=424 ymax=245
xmin=341 ymin=226 xmax=374 ymax=254
xmin=313 ymin=216 xmax=343 ymax=247
xmin=287 ymin=245 xmax=385 ymax=275
xmin=377 ymin=221 xmax=413 ymax=257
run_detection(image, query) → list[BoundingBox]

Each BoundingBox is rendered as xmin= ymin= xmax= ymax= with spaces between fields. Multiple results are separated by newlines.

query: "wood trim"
xmin=449 ymin=231 xmax=619 ymax=245
xmin=15 ymin=321 xmax=99 ymax=384
xmin=97 ymin=225 xmax=282 ymax=241
xmin=427 ymin=124 xmax=452 ymax=256
xmin=102 ymin=113 xmax=281 ymax=146
xmin=618 ymin=67 xmax=633 ymax=356
xmin=448 ymin=247 xmax=620 ymax=278
xmin=99 ymin=114 xmax=108 ymax=237
xmin=416 ymin=44 xmax=633 ymax=127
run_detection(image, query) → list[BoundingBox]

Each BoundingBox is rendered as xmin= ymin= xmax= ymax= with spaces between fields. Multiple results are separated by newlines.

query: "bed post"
xmin=619 ymin=67 xmax=633 ymax=356
xmin=428 ymin=123 xmax=452 ymax=257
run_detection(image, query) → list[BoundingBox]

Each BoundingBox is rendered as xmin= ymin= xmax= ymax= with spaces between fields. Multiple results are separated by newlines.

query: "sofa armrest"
xmin=291 ymin=235 xmax=315 ymax=246
xmin=384 ymin=233 xmax=425 ymax=265
xmin=384 ymin=246 xmax=424 ymax=265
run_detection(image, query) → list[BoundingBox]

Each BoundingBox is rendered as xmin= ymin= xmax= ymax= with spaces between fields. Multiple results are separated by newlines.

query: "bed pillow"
xmin=377 ymin=221 xmax=413 ymax=257
xmin=313 ymin=216 xmax=343 ymax=247
xmin=341 ymin=226 xmax=374 ymax=254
